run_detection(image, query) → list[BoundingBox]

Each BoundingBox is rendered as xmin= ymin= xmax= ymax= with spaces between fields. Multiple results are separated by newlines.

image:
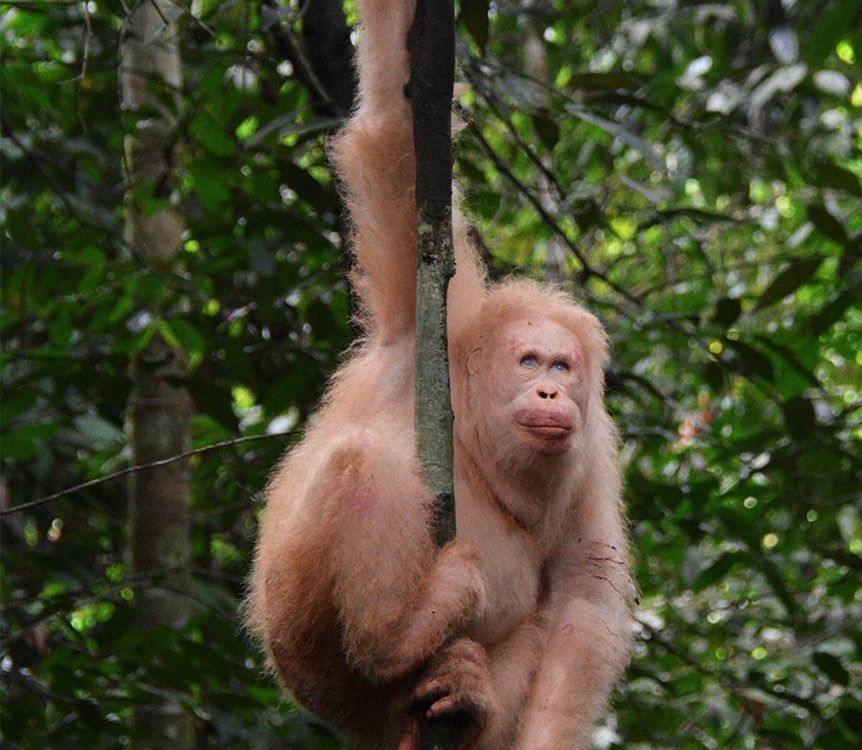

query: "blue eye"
xmin=552 ymin=361 xmax=570 ymax=373
xmin=520 ymin=355 xmax=537 ymax=368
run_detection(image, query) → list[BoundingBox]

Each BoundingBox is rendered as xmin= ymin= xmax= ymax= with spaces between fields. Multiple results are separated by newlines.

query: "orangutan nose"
xmin=537 ymin=385 xmax=558 ymax=400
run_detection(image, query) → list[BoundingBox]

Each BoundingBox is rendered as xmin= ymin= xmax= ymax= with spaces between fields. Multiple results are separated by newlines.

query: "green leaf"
xmin=806 ymin=279 xmax=862 ymax=333
xmin=305 ymin=299 xmax=336 ymax=342
xmin=568 ymin=105 xmax=663 ymax=170
xmin=755 ymin=256 xmax=823 ymax=310
xmin=262 ymin=367 xmax=315 ymax=416
xmin=471 ymin=189 xmax=501 ymax=220
xmin=813 ymin=651 xmax=849 ymax=686
xmin=190 ymin=111 xmax=236 ymax=157
xmin=574 ymin=201 xmax=603 ymax=232
xmin=693 ymin=551 xmax=745 ymax=592
xmin=280 ymin=161 xmax=335 ymax=215
xmin=811 ymin=159 xmax=862 ymax=196
xmin=807 ymin=203 xmax=849 ymax=247
xmin=235 ymin=115 xmax=259 ymax=141
xmin=532 ymin=113 xmax=560 ymax=150
xmin=250 ymin=170 xmax=279 ymax=203
xmin=837 ymin=706 xmax=862 ymax=739
xmin=715 ymin=507 xmax=759 ymax=546
xmin=183 ymin=378 xmax=238 ymax=432
xmin=8 ymin=10 xmax=49 ymax=35
xmin=190 ymin=160 xmax=231 ymax=209
xmin=754 ymin=335 xmax=820 ymax=397
xmin=0 ymin=393 xmax=32 ymax=428
xmin=725 ymin=340 xmax=775 ymax=380
xmin=48 ymin=308 xmax=73 ymax=347
xmin=193 ymin=0 xmax=226 ymax=20
xmin=163 ymin=319 xmax=208 ymax=367
xmin=703 ymin=361 xmax=725 ymax=392
xmin=1 ymin=422 xmax=59 ymax=459
xmin=782 ymin=396 xmax=816 ymax=439
xmin=805 ymin=0 xmax=860 ymax=66
xmin=712 ymin=297 xmax=742 ymax=327
xmin=461 ymin=0 xmax=490 ymax=54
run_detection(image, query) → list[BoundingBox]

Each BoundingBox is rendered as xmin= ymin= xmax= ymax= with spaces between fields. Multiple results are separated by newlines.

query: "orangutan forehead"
xmin=497 ymin=317 xmax=581 ymax=353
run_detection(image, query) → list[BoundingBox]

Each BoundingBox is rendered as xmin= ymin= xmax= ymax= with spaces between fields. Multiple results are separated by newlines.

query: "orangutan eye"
xmin=552 ymin=361 xmax=570 ymax=373
xmin=520 ymin=355 xmax=537 ymax=368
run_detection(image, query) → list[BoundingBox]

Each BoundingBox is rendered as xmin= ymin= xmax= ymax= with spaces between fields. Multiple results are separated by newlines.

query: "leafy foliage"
xmin=2 ymin=1 xmax=860 ymax=748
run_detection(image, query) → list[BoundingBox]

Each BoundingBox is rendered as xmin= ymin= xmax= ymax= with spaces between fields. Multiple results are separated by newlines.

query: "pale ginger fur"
xmin=246 ymin=1 xmax=634 ymax=747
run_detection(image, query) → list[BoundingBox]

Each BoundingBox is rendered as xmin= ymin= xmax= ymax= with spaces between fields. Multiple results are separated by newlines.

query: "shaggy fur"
xmin=245 ymin=1 xmax=634 ymax=748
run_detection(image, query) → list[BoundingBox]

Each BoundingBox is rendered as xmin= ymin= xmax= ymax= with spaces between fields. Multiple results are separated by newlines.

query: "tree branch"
xmin=0 ymin=431 xmax=299 ymax=517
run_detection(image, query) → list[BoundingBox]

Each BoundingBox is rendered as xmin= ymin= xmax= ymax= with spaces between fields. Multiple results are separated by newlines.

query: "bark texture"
xmin=409 ymin=0 xmax=457 ymax=550
xmin=408 ymin=3 xmax=462 ymax=748
xmin=120 ymin=2 xmax=193 ymax=748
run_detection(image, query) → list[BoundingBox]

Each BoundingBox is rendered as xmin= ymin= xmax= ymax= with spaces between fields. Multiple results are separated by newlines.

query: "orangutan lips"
xmin=514 ymin=409 xmax=573 ymax=439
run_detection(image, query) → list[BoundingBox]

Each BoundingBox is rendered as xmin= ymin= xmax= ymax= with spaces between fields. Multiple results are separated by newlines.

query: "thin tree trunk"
xmin=408 ymin=3 xmax=461 ymax=748
xmin=410 ymin=0 xmax=457 ymax=550
xmin=120 ymin=3 xmax=193 ymax=748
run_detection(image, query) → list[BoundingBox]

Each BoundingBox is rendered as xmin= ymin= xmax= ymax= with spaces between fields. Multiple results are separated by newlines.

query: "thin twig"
xmin=260 ymin=0 xmax=344 ymax=117
xmin=1 ymin=431 xmax=300 ymax=517
xmin=72 ymin=0 xmax=93 ymax=134
xmin=464 ymin=62 xmax=566 ymax=200
xmin=638 ymin=618 xmax=818 ymax=713
xmin=464 ymin=108 xmax=646 ymax=308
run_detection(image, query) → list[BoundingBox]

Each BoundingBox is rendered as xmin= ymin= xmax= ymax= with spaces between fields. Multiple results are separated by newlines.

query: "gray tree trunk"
xmin=409 ymin=0 xmax=457 ymax=551
xmin=409 ymin=4 xmax=463 ymax=749
xmin=120 ymin=3 xmax=194 ymax=748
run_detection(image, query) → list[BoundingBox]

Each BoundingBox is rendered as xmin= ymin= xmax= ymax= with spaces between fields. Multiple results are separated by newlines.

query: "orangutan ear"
xmin=466 ymin=347 xmax=483 ymax=376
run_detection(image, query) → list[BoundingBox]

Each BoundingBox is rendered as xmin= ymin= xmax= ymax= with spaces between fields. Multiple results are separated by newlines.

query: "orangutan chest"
xmin=455 ymin=489 xmax=543 ymax=644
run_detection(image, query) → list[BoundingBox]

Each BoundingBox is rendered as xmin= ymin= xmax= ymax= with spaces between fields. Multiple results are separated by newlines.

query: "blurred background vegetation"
xmin=1 ymin=0 xmax=860 ymax=748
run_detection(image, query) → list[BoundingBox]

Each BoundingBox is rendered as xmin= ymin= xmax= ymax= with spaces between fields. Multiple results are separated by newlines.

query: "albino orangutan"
xmin=246 ymin=1 xmax=635 ymax=748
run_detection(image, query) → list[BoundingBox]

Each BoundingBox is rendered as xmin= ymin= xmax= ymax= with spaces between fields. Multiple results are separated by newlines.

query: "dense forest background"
xmin=2 ymin=0 xmax=860 ymax=748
